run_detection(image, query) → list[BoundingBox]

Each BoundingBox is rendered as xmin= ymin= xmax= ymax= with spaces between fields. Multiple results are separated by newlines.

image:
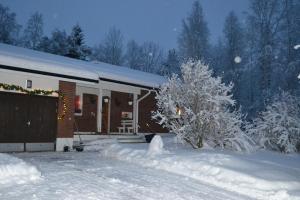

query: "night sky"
xmin=0 ymin=0 xmax=249 ymax=49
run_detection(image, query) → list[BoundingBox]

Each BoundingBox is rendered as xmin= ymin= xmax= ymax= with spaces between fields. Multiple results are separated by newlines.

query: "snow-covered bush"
xmin=248 ymin=92 xmax=300 ymax=153
xmin=153 ymin=60 xmax=253 ymax=152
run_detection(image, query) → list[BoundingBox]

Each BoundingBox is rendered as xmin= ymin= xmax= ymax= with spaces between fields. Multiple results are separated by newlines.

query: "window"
xmin=75 ymin=95 xmax=82 ymax=114
xmin=26 ymin=80 xmax=32 ymax=89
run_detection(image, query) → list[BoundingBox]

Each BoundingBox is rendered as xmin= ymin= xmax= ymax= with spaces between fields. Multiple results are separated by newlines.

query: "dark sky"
xmin=0 ymin=0 xmax=249 ymax=50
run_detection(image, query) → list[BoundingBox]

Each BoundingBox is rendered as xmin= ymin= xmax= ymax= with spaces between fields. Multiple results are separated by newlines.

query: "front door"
xmin=101 ymin=96 xmax=109 ymax=134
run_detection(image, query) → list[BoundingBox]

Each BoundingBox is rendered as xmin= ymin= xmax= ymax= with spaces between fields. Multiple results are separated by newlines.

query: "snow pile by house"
xmin=147 ymin=135 xmax=165 ymax=156
xmin=0 ymin=153 xmax=41 ymax=186
xmin=91 ymin=136 xmax=300 ymax=200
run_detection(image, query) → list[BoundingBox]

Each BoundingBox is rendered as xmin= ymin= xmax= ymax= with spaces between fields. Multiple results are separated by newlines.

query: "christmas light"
xmin=0 ymin=83 xmax=67 ymax=120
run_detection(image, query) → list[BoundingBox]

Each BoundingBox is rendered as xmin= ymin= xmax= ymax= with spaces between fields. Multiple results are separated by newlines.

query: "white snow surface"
xmin=96 ymin=136 xmax=300 ymax=200
xmin=2 ymin=151 xmax=250 ymax=200
xmin=0 ymin=43 xmax=166 ymax=88
xmin=147 ymin=135 xmax=165 ymax=156
xmin=1 ymin=136 xmax=299 ymax=200
xmin=0 ymin=153 xmax=41 ymax=186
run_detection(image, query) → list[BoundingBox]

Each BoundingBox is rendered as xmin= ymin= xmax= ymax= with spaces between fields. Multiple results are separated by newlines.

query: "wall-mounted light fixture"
xmin=104 ymin=98 xmax=109 ymax=103
xmin=128 ymin=101 xmax=133 ymax=106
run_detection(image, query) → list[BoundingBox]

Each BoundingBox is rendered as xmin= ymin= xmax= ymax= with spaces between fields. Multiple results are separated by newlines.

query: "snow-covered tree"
xmin=49 ymin=29 xmax=69 ymax=56
xmin=248 ymin=92 xmax=300 ymax=153
xmin=66 ymin=24 xmax=90 ymax=60
xmin=37 ymin=36 xmax=52 ymax=53
xmin=153 ymin=60 xmax=253 ymax=152
xmin=22 ymin=12 xmax=44 ymax=50
xmin=178 ymin=1 xmax=210 ymax=61
xmin=0 ymin=3 xmax=20 ymax=45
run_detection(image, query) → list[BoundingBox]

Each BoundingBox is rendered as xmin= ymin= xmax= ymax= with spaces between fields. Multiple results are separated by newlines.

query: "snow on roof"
xmin=0 ymin=43 xmax=166 ymax=88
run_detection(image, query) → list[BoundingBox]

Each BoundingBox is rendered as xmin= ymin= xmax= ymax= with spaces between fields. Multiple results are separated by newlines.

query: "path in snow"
xmin=0 ymin=152 xmax=251 ymax=200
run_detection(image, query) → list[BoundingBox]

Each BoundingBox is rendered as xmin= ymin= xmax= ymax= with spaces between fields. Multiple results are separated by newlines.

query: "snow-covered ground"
xmin=0 ymin=153 xmax=40 ymax=186
xmin=89 ymin=135 xmax=300 ymax=200
xmin=1 ymin=151 xmax=249 ymax=200
xmin=0 ymin=135 xmax=299 ymax=200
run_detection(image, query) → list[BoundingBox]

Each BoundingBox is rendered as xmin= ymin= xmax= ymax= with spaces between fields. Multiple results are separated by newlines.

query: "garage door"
xmin=0 ymin=92 xmax=58 ymax=152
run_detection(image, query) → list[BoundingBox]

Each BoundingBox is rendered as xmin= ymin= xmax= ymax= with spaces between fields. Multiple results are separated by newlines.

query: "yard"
xmin=0 ymin=136 xmax=299 ymax=200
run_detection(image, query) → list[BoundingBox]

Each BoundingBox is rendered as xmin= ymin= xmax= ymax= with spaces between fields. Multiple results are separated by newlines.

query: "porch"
xmin=73 ymin=81 xmax=163 ymax=136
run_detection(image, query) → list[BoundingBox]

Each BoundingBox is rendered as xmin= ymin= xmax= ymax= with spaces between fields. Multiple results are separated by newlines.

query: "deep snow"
xmin=0 ymin=135 xmax=299 ymax=200
xmin=0 ymin=153 xmax=41 ymax=186
xmin=94 ymin=136 xmax=300 ymax=200
xmin=1 ymin=152 xmax=250 ymax=200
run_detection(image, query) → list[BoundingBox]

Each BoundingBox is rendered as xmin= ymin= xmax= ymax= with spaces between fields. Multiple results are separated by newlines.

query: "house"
xmin=0 ymin=43 xmax=167 ymax=152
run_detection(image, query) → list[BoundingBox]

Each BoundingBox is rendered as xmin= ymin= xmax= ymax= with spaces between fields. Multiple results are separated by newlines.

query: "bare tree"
xmin=23 ymin=12 xmax=44 ymax=49
xmin=101 ymin=27 xmax=124 ymax=65
xmin=140 ymin=41 xmax=163 ymax=73
xmin=125 ymin=39 xmax=142 ymax=70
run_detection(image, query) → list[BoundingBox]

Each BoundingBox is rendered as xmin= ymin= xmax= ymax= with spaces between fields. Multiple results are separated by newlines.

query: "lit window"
xmin=176 ymin=106 xmax=182 ymax=116
xmin=75 ymin=95 xmax=82 ymax=114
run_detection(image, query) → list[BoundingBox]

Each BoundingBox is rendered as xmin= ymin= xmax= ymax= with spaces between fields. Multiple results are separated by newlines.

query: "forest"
xmin=0 ymin=0 xmax=299 ymax=120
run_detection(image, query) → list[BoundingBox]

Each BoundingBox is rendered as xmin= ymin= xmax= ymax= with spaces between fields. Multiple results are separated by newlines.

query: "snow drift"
xmin=89 ymin=137 xmax=300 ymax=200
xmin=0 ymin=153 xmax=41 ymax=186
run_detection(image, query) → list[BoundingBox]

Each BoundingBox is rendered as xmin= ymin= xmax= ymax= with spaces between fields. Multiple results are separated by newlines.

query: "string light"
xmin=0 ymin=83 xmax=67 ymax=120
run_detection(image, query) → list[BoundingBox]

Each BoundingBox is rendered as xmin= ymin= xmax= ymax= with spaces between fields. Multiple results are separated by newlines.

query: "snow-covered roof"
xmin=0 ymin=43 xmax=166 ymax=88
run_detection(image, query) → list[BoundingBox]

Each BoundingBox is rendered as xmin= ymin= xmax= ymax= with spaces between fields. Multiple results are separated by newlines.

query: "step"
xmin=117 ymin=138 xmax=146 ymax=143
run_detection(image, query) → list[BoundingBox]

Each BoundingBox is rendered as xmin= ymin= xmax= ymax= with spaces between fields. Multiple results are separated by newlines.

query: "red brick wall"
xmin=57 ymin=81 xmax=75 ymax=138
xmin=110 ymin=91 xmax=133 ymax=132
xmin=138 ymin=90 xmax=168 ymax=133
xmin=74 ymin=94 xmax=98 ymax=132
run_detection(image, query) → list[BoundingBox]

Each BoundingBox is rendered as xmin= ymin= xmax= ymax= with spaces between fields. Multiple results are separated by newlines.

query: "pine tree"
xmin=49 ymin=29 xmax=69 ymax=56
xmin=160 ymin=49 xmax=180 ymax=77
xmin=37 ymin=36 xmax=51 ymax=53
xmin=153 ymin=60 xmax=253 ymax=151
xmin=178 ymin=1 xmax=210 ymax=61
xmin=23 ymin=12 xmax=44 ymax=50
xmin=66 ymin=24 xmax=90 ymax=60
xmin=0 ymin=3 xmax=20 ymax=45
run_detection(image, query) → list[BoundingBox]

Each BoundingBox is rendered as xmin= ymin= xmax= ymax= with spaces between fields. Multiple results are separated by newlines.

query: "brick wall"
xmin=138 ymin=90 xmax=168 ymax=133
xmin=74 ymin=94 xmax=98 ymax=132
xmin=57 ymin=81 xmax=75 ymax=138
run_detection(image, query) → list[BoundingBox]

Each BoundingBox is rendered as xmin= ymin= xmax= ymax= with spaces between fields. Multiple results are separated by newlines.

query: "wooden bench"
xmin=118 ymin=119 xmax=134 ymax=134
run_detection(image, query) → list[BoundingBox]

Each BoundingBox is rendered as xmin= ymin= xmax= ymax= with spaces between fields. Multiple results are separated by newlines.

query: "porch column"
xmin=97 ymin=88 xmax=103 ymax=132
xmin=133 ymin=93 xmax=138 ymax=134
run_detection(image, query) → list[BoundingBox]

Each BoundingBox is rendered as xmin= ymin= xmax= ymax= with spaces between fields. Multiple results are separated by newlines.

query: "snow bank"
xmin=84 ymin=139 xmax=117 ymax=152
xmin=0 ymin=153 xmax=41 ymax=186
xmin=147 ymin=135 xmax=164 ymax=156
xmin=98 ymin=136 xmax=300 ymax=200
